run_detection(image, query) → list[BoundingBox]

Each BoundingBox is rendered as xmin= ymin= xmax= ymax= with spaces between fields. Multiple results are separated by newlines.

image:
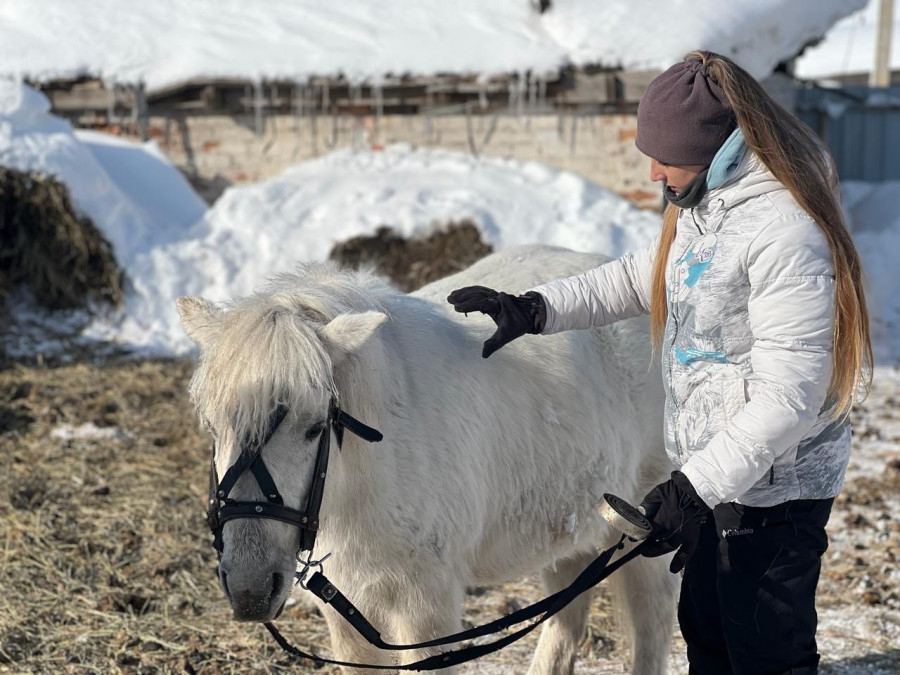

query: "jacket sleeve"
xmin=527 ymin=237 xmax=658 ymax=334
xmin=680 ymin=215 xmax=836 ymax=508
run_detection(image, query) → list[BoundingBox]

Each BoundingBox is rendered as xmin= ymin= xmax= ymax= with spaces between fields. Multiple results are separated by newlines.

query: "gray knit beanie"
xmin=635 ymin=59 xmax=736 ymax=166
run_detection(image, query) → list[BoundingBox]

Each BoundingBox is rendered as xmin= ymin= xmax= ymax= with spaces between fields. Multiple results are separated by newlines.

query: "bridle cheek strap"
xmin=207 ymin=398 xmax=382 ymax=556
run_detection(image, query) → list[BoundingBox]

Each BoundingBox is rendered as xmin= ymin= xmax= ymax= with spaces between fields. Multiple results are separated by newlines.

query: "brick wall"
xmin=130 ymin=112 xmax=661 ymax=210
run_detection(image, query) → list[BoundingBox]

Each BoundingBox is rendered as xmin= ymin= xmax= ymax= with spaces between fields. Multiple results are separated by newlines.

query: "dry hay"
xmin=0 ymin=167 xmax=124 ymax=311
xmin=0 ymin=359 xmax=626 ymax=674
xmin=1 ymin=357 xmax=899 ymax=673
xmin=329 ymin=221 xmax=492 ymax=292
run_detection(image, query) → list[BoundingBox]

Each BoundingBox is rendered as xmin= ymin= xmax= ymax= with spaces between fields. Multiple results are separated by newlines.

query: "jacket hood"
xmin=689 ymin=151 xmax=785 ymax=232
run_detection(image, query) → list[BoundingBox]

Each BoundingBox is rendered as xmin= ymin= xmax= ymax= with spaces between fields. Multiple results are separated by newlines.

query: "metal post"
xmin=870 ymin=0 xmax=895 ymax=87
xmin=132 ymin=82 xmax=148 ymax=140
xmin=254 ymin=81 xmax=264 ymax=135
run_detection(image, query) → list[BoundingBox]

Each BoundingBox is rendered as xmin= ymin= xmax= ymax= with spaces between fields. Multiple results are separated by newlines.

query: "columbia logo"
xmin=722 ymin=527 xmax=754 ymax=537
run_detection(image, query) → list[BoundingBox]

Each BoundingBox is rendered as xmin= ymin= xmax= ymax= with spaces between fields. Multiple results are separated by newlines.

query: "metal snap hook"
xmin=294 ymin=551 xmax=333 ymax=590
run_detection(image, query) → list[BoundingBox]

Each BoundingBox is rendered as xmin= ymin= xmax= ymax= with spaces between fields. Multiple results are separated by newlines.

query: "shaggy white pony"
xmin=177 ymin=244 xmax=676 ymax=674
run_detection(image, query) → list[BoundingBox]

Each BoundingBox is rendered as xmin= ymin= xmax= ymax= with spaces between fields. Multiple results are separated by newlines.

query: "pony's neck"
xmin=318 ymin=293 xmax=456 ymax=559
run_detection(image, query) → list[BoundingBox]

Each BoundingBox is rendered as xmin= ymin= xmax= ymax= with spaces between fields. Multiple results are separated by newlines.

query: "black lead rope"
xmin=263 ymin=536 xmax=648 ymax=671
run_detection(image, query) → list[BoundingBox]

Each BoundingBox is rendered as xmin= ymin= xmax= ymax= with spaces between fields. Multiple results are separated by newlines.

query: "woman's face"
xmin=649 ymin=158 xmax=706 ymax=196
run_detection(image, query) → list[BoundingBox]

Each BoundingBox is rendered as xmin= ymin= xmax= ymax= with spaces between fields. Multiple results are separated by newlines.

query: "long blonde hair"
xmin=649 ymin=51 xmax=872 ymax=414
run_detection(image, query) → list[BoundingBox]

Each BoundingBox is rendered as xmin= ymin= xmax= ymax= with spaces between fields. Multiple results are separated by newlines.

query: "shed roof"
xmin=0 ymin=0 xmax=866 ymax=92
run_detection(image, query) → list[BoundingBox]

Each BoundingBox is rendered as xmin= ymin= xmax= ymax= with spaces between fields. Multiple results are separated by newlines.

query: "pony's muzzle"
xmin=218 ymin=561 xmax=286 ymax=622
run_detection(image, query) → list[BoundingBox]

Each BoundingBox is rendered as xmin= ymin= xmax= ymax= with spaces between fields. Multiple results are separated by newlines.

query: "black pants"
xmin=678 ymin=498 xmax=833 ymax=675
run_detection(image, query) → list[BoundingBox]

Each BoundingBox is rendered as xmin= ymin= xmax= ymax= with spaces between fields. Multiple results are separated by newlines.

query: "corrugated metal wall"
xmin=796 ymin=86 xmax=900 ymax=182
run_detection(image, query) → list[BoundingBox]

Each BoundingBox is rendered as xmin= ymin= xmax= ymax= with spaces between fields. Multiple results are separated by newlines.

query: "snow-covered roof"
xmin=0 ymin=0 xmax=865 ymax=92
xmin=796 ymin=0 xmax=900 ymax=80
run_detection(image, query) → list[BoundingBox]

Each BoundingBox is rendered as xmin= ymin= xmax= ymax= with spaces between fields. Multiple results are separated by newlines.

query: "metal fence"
xmin=795 ymin=85 xmax=900 ymax=182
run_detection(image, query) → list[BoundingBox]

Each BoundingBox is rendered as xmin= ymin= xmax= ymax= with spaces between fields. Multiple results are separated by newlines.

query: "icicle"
xmin=374 ymin=81 xmax=383 ymax=136
xmin=253 ymin=81 xmax=264 ymax=136
xmin=569 ymin=114 xmax=577 ymax=155
xmin=528 ymin=72 xmax=537 ymax=112
xmin=518 ymin=72 xmax=526 ymax=118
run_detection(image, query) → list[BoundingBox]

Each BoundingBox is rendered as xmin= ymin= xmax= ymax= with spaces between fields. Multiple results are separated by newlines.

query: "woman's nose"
xmin=649 ymin=159 xmax=666 ymax=182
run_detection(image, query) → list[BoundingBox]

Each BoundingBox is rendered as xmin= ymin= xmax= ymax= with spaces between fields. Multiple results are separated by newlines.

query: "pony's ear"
xmin=317 ymin=311 xmax=387 ymax=365
xmin=176 ymin=296 xmax=223 ymax=346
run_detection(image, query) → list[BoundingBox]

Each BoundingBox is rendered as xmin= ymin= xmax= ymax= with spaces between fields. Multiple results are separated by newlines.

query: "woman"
xmin=448 ymin=51 xmax=871 ymax=674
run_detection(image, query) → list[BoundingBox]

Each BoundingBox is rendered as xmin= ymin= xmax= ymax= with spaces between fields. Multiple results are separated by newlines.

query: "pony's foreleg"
xmin=527 ymin=551 xmax=596 ymax=675
xmin=321 ymin=603 xmax=398 ymax=674
xmin=392 ymin=582 xmax=464 ymax=674
xmin=609 ymin=552 xmax=678 ymax=675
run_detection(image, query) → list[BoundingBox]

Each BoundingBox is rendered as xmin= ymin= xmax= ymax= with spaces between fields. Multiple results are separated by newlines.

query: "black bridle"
xmin=207 ymin=396 xmax=383 ymax=558
xmin=204 ymin=395 xmax=648 ymax=671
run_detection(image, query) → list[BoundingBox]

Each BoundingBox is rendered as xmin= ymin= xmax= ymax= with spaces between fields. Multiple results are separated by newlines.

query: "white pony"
xmin=177 ymin=245 xmax=677 ymax=674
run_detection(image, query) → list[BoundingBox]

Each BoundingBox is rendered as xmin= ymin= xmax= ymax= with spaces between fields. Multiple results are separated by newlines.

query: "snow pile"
xmin=796 ymin=0 xmax=900 ymax=80
xmin=0 ymin=0 xmax=864 ymax=89
xmin=0 ymin=79 xmax=206 ymax=269
xmin=99 ymin=143 xmax=662 ymax=355
xmin=841 ymin=181 xmax=900 ymax=364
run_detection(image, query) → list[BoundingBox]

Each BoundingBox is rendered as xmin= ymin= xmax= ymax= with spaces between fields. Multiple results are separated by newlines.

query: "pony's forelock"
xmin=189 ymin=261 xmax=391 ymax=448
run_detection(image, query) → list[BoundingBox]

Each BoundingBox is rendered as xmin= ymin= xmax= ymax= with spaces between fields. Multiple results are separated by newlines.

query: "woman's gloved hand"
xmin=639 ymin=471 xmax=712 ymax=573
xmin=447 ymin=286 xmax=546 ymax=358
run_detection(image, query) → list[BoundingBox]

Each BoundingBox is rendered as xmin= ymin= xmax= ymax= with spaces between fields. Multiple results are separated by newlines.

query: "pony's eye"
xmin=305 ymin=422 xmax=326 ymax=442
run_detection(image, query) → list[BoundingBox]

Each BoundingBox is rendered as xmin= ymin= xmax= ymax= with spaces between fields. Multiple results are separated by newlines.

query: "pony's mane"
xmin=190 ymin=262 xmax=393 ymax=448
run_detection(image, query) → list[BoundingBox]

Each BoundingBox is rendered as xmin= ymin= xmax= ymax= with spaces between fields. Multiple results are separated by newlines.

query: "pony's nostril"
xmin=270 ymin=572 xmax=284 ymax=602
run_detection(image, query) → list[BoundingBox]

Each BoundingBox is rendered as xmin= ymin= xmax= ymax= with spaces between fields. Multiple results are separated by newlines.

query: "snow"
xmin=0 ymin=79 xmax=205 ymax=268
xmin=0 ymin=0 xmax=864 ymax=90
xmin=2 ymin=82 xmax=900 ymax=365
xmin=50 ymin=422 xmax=128 ymax=441
xmin=841 ymin=181 xmax=900 ymax=365
xmin=796 ymin=0 xmax=900 ymax=81
xmin=543 ymin=0 xmax=866 ymax=80
xmin=75 ymin=129 xmax=207 ymax=233
xmin=96 ymin=143 xmax=662 ymax=355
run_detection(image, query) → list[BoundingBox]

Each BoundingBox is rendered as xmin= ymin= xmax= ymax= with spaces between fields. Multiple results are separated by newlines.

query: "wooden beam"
xmin=871 ymin=0 xmax=895 ymax=87
xmin=48 ymin=87 xmax=115 ymax=111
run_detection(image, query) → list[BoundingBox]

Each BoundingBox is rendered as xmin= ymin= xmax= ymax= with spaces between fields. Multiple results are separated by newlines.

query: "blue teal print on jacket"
xmin=675 ymin=346 xmax=728 ymax=366
xmin=675 ymin=233 xmax=718 ymax=288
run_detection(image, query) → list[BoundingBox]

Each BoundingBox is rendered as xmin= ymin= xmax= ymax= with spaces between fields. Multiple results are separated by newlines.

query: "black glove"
xmin=639 ymin=471 xmax=712 ymax=573
xmin=447 ymin=286 xmax=546 ymax=358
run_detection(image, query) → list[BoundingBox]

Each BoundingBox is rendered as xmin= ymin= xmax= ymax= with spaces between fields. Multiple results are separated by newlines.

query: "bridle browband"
xmin=207 ymin=396 xmax=383 ymax=557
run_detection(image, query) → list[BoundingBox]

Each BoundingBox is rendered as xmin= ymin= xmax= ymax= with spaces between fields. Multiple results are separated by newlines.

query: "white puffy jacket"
xmin=530 ymin=151 xmax=849 ymax=508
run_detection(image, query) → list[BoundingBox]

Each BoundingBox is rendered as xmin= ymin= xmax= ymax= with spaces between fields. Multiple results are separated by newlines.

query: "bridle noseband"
xmin=207 ymin=396 xmax=383 ymax=557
